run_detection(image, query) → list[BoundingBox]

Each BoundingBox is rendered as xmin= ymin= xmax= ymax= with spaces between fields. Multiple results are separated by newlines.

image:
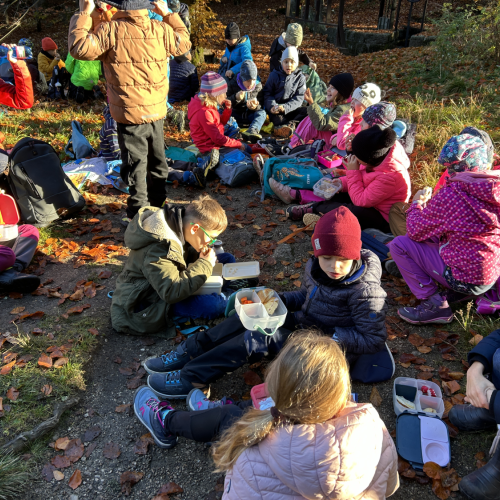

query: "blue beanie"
xmin=240 ymin=60 xmax=257 ymax=82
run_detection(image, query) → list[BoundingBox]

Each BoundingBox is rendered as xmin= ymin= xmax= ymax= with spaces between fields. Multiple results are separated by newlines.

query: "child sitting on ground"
xmin=217 ymin=22 xmax=253 ymax=82
xmin=65 ymin=54 xmax=102 ymax=103
xmin=37 ymin=37 xmax=65 ymax=81
xmin=168 ymin=51 xmax=199 ymax=104
xmin=111 ymin=196 xmax=232 ymax=336
xmin=263 ymin=46 xmax=307 ymax=138
xmin=143 ymin=207 xmax=391 ymax=398
xmin=226 ymin=60 xmax=265 ymax=143
xmin=289 ymin=72 xmax=354 ymax=148
xmin=133 ymin=331 xmax=399 ymax=499
xmin=389 ymin=134 xmax=500 ymax=325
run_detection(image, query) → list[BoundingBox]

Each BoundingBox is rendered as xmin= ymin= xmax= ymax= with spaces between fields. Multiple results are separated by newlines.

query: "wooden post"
xmin=337 ymin=0 xmax=346 ymax=47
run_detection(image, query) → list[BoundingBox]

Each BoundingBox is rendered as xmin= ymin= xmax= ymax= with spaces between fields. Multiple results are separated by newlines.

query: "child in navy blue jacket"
xmin=263 ymin=46 xmax=307 ymax=138
xmin=168 ymin=51 xmax=199 ymax=104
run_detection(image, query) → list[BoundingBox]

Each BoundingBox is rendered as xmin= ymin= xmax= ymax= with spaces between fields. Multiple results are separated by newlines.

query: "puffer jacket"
xmin=263 ymin=66 xmax=306 ymax=115
xmin=111 ymin=205 xmax=213 ymax=336
xmin=227 ymin=76 xmax=263 ymax=119
xmin=0 ymin=60 xmax=33 ymax=110
xmin=269 ymin=34 xmax=312 ymax=73
xmin=37 ymin=51 xmax=65 ymax=81
xmin=187 ymin=95 xmax=242 ymax=154
xmin=168 ymin=58 xmax=199 ymax=103
xmin=341 ymin=140 xmax=411 ymax=221
xmin=218 ymin=36 xmax=253 ymax=77
xmin=65 ymin=54 xmax=101 ymax=90
xmin=404 ymin=170 xmax=500 ymax=285
xmin=336 ymin=112 xmax=361 ymax=151
xmin=223 ymin=402 xmax=399 ymax=500
xmin=308 ymin=99 xmax=351 ymax=132
xmin=282 ymin=249 xmax=387 ymax=356
xmin=68 ymin=10 xmax=191 ymax=125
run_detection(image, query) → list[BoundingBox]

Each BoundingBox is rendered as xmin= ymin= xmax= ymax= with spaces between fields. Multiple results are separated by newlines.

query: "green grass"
xmin=0 ymin=452 xmax=29 ymax=500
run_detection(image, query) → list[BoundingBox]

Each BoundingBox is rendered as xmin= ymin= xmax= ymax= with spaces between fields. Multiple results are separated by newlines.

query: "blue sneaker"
xmin=144 ymin=341 xmax=190 ymax=375
xmin=186 ymin=388 xmax=234 ymax=411
xmin=133 ymin=386 xmax=177 ymax=449
xmin=147 ymin=370 xmax=195 ymax=399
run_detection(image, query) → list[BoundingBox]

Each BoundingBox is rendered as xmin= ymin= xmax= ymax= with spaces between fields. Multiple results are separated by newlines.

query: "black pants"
xmin=165 ymin=400 xmax=252 ymax=442
xmin=311 ymin=192 xmax=391 ymax=232
xmin=165 ymin=158 xmax=197 ymax=183
xmin=117 ymin=119 xmax=169 ymax=219
xmin=68 ymin=81 xmax=94 ymax=102
xmin=269 ymin=106 xmax=308 ymax=126
xmin=181 ymin=313 xmax=298 ymax=385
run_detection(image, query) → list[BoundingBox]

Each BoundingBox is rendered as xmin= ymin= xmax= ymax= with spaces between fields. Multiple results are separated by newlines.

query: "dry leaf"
xmin=103 ymin=442 xmax=121 ymax=459
xmin=82 ymin=425 xmax=102 ymax=442
xmin=10 ymin=306 xmax=25 ymax=315
xmin=51 ymin=455 xmax=71 ymax=468
xmin=417 ymin=346 xmax=432 ymax=354
xmin=120 ymin=471 xmax=144 ymax=496
xmin=134 ymin=433 xmax=155 ymax=455
xmin=408 ymin=333 xmax=424 ymax=346
xmin=243 ymin=370 xmax=262 ymax=386
xmin=54 ymin=437 xmax=70 ymax=451
xmin=432 ymin=478 xmax=451 ymax=500
xmin=293 ymin=280 xmax=301 ymax=288
xmin=41 ymin=463 xmax=55 ymax=482
xmin=65 ymin=438 xmax=84 ymax=463
xmin=115 ymin=404 xmax=132 ymax=413
xmin=98 ymin=270 xmax=112 ymax=279
xmin=369 ymin=386 xmax=383 ymax=407
xmin=423 ymin=461 xmax=442 ymax=480
xmin=290 ymin=273 xmax=300 ymax=279
xmin=442 ymin=380 xmax=461 ymax=395
xmin=38 ymin=354 xmax=53 ymax=369
xmin=53 ymin=470 xmax=64 ymax=481
xmin=157 ymin=482 xmax=184 ymax=495
xmin=53 ymin=357 xmax=69 ymax=368
xmin=469 ymin=334 xmax=483 ymax=346
xmin=6 ymin=387 xmax=19 ymax=401
xmin=68 ymin=469 xmax=82 ymax=490
xmin=41 ymin=384 xmax=53 ymax=396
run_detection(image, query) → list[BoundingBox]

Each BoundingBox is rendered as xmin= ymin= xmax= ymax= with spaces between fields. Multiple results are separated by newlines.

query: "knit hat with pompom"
xmin=351 ymin=125 xmax=397 ymax=166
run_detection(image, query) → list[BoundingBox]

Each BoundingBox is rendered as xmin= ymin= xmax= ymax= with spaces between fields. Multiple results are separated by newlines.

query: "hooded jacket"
xmin=308 ymin=99 xmax=351 ymax=132
xmin=168 ymin=57 xmax=199 ymax=103
xmin=336 ymin=111 xmax=362 ymax=151
xmin=111 ymin=206 xmax=213 ymax=336
xmin=65 ymin=54 xmax=101 ymax=91
xmin=68 ymin=10 xmax=191 ymax=125
xmin=263 ymin=66 xmax=307 ymax=115
xmin=0 ymin=60 xmax=33 ymax=110
xmin=217 ymin=36 xmax=253 ymax=77
xmin=227 ymin=75 xmax=263 ymax=118
xmin=282 ymin=250 xmax=387 ymax=356
xmin=340 ymin=140 xmax=411 ymax=221
xmin=37 ymin=50 xmax=65 ymax=80
xmin=187 ymin=95 xmax=242 ymax=154
xmin=223 ymin=402 xmax=399 ymax=500
xmin=405 ymin=171 xmax=500 ymax=285
xmin=269 ymin=34 xmax=312 ymax=73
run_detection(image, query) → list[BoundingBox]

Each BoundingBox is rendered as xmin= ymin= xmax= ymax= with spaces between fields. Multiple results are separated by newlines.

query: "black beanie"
xmin=351 ymin=125 xmax=397 ymax=166
xmin=225 ymin=22 xmax=240 ymax=40
xmin=329 ymin=73 xmax=355 ymax=100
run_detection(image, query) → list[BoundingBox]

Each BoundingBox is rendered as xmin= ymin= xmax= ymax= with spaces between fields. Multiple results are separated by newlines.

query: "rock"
xmin=273 ymin=244 xmax=293 ymax=261
xmin=69 ymin=495 xmax=78 ymax=500
xmin=409 ymin=35 xmax=437 ymax=47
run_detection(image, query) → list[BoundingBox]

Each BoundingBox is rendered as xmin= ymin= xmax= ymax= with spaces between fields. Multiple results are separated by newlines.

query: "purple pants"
xmin=389 ymin=236 xmax=449 ymax=299
xmin=289 ymin=116 xmax=333 ymax=148
xmin=0 ymin=225 xmax=39 ymax=273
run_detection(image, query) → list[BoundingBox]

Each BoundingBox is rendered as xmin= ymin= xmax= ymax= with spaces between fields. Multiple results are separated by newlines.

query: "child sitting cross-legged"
xmin=111 ymin=196 xmax=233 ymax=336
xmin=133 ymin=331 xmax=399 ymax=499
xmin=143 ymin=206 xmax=391 ymax=399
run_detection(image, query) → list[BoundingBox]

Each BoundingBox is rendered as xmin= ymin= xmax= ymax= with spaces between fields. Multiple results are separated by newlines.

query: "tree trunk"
xmin=337 ymin=0 xmax=346 ymax=47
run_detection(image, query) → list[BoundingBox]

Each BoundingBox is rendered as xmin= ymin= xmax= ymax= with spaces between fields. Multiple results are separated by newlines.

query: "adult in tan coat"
xmin=68 ymin=0 xmax=191 ymax=222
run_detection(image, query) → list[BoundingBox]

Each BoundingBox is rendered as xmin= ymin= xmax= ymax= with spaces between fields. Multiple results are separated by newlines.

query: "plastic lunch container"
xmin=318 ymin=150 xmax=344 ymax=169
xmin=313 ymin=177 xmax=342 ymax=200
xmin=393 ymin=377 xmax=445 ymax=418
xmin=193 ymin=261 xmax=260 ymax=295
xmin=0 ymin=224 xmax=18 ymax=241
xmin=234 ymin=288 xmax=287 ymax=335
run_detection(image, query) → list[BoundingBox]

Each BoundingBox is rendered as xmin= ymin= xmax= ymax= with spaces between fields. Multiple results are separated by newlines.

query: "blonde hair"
xmin=198 ymin=92 xmax=219 ymax=109
xmin=212 ymin=330 xmax=351 ymax=471
xmin=184 ymin=195 xmax=228 ymax=232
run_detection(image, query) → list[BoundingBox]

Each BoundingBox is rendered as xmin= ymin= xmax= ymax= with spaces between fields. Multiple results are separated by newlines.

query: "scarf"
xmin=41 ymin=49 xmax=54 ymax=60
xmin=236 ymin=73 xmax=255 ymax=93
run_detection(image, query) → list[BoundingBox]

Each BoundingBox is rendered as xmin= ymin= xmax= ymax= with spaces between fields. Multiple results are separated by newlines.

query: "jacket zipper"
xmin=20 ymin=165 xmax=41 ymax=199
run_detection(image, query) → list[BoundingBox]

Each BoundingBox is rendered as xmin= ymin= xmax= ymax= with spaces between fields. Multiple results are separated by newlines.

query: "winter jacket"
xmin=218 ymin=36 xmax=253 ymax=77
xmin=37 ymin=51 xmax=65 ymax=81
xmin=405 ymin=170 xmax=500 ymax=285
xmin=91 ymin=6 xmax=117 ymax=30
xmin=263 ymin=66 xmax=307 ymax=115
xmin=187 ymin=95 xmax=242 ymax=154
xmin=301 ymin=65 xmax=327 ymax=104
xmin=336 ymin=112 xmax=361 ymax=151
xmin=178 ymin=3 xmax=191 ymax=31
xmin=0 ymin=60 xmax=33 ymax=110
xmin=282 ymin=250 xmax=387 ymax=356
xmin=111 ymin=206 xmax=213 ymax=336
xmin=68 ymin=10 xmax=191 ymax=125
xmin=308 ymin=100 xmax=351 ymax=132
xmin=227 ymin=76 xmax=263 ymax=120
xmin=468 ymin=328 xmax=500 ymax=424
xmin=269 ymin=34 xmax=312 ymax=73
xmin=340 ymin=141 xmax=411 ymax=221
xmin=65 ymin=54 xmax=101 ymax=91
xmin=99 ymin=105 xmax=120 ymax=161
xmin=223 ymin=402 xmax=399 ymax=500
xmin=168 ymin=58 xmax=199 ymax=103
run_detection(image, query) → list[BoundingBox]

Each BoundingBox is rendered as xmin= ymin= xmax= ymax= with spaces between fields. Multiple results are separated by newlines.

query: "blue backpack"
xmin=215 ymin=149 xmax=257 ymax=187
xmin=65 ymin=121 xmax=96 ymax=160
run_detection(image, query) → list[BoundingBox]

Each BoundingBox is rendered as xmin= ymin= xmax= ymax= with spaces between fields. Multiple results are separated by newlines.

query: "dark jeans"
xmin=269 ymin=106 xmax=308 ymax=126
xmin=117 ymin=119 xmax=169 ymax=219
xmin=311 ymin=192 xmax=391 ymax=232
xmin=165 ymin=158 xmax=197 ymax=183
xmin=165 ymin=400 xmax=252 ymax=442
xmin=231 ymin=109 xmax=267 ymax=132
xmin=181 ymin=312 xmax=298 ymax=385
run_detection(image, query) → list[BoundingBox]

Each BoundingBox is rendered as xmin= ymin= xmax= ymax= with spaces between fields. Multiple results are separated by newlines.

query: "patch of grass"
xmin=38 ymin=224 xmax=72 ymax=248
xmin=0 ymin=451 xmax=29 ymax=500
xmin=444 ymin=77 xmax=467 ymax=95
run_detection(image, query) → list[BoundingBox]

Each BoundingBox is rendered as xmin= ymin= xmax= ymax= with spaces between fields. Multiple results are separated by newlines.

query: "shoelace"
xmin=165 ymin=370 xmax=181 ymax=385
xmin=161 ymin=350 xmax=180 ymax=366
xmin=145 ymin=397 xmax=162 ymax=413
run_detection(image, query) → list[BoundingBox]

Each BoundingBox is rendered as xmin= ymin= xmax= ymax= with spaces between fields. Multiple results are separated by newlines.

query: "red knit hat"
xmin=311 ymin=207 xmax=361 ymax=260
xmin=41 ymin=37 xmax=57 ymax=51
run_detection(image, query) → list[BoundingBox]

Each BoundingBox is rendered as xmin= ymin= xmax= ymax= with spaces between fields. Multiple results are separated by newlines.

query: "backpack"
xmin=396 ymin=119 xmax=417 ymax=155
xmin=65 ymin=120 xmax=96 ymax=160
xmin=215 ymin=149 xmax=257 ymax=187
xmin=7 ymin=138 xmax=85 ymax=226
xmin=165 ymin=146 xmax=197 ymax=163
xmin=281 ymin=139 xmax=326 ymax=159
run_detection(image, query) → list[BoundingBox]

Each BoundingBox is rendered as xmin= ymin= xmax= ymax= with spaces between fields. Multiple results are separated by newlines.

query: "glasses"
xmin=191 ymin=222 xmax=217 ymax=246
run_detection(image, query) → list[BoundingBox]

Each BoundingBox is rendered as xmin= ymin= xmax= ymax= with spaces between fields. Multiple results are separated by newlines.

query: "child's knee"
xmin=18 ymin=224 xmax=40 ymax=242
xmin=388 ymin=235 xmax=408 ymax=259
xmin=0 ymin=246 xmax=16 ymax=272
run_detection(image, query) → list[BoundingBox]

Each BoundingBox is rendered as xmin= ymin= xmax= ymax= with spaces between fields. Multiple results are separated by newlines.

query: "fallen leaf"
xmin=69 ymin=289 xmax=84 ymax=301
xmin=294 ymin=262 xmax=302 ymax=268
xmin=423 ymin=461 xmax=442 ymax=479
xmin=53 ymin=357 xmax=69 ymax=368
xmin=0 ymin=360 xmax=15 ymax=375
xmin=98 ymin=270 xmax=112 ymax=279
xmin=65 ymin=438 xmax=84 ymax=463
xmin=38 ymin=354 xmax=53 ymax=368
xmin=408 ymin=333 xmax=425 ymax=346
xmin=293 ymin=280 xmax=302 ymax=288
xmin=115 ymin=404 xmax=132 ymax=413
xmin=276 ymin=271 xmax=284 ymax=280
xmin=120 ymin=471 xmax=144 ymax=496
xmin=103 ymin=442 xmax=121 ymax=459
xmin=290 ymin=273 xmax=300 ymax=279
xmin=51 ymin=455 xmax=71 ymax=468
xmin=85 ymin=442 xmax=97 ymax=458
xmin=41 ymin=384 xmax=53 ymax=396
xmin=399 ymin=353 xmax=417 ymax=363
xmin=266 ymin=256 xmax=277 ymax=266
xmin=440 ymin=468 xmax=459 ymax=488
xmin=6 ymin=387 xmax=19 ymax=401
xmin=68 ymin=469 xmax=82 ymax=490
xmin=10 ymin=306 xmax=25 ymax=315
xmin=243 ymin=370 xmax=262 ymax=386
xmin=443 ymin=400 xmax=454 ymax=419
xmin=448 ymin=372 xmax=465 ymax=381
xmin=157 ymin=482 xmax=184 ymax=495
xmin=82 ymin=425 xmax=101 ymax=442
xmin=53 ymin=470 xmax=64 ymax=481
xmin=17 ymin=311 xmax=45 ymax=321
xmin=41 ymin=463 xmax=56 ymax=482
xmin=442 ymin=380 xmax=461 ymax=396
xmin=134 ymin=433 xmax=155 ymax=455
xmin=417 ymin=346 xmax=432 ymax=354
xmin=469 ymin=334 xmax=483 ymax=346
xmin=401 ymin=468 xmax=416 ymax=478
xmin=475 ymin=451 xmax=486 ymax=460
xmin=9 ymin=292 xmax=23 ymax=299
xmin=432 ymin=478 xmax=451 ymax=500
xmin=127 ymin=377 xmax=144 ymax=390
xmin=234 ymin=250 xmax=246 ymax=259
xmin=54 ymin=437 xmax=70 ymax=451
xmin=369 ymin=386 xmax=383 ymax=407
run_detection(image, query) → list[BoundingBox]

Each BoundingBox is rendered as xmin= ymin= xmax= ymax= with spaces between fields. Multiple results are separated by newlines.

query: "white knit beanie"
xmin=352 ymin=83 xmax=381 ymax=108
xmin=281 ymin=46 xmax=299 ymax=65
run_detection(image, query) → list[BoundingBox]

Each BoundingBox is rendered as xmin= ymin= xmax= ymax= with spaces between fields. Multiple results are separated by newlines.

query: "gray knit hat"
xmin=240 ymin=60 xmax=258 ymax=81
xmin=285 ymin=23 xmax=303 ymax=47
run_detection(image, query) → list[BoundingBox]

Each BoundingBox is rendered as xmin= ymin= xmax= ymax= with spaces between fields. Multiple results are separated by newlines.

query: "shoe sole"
xmin=0 ymin=277 xmax=40 ymax=294
xmin=186 ymin=388 xmax=199 ymax=411
xmin=133 ymin=387 xmax=178 ymax=449
xmin=147 ymin=378 xmax=190 ymax=400
xmin=143 ymin=357 xmax=188 ymax=376
xmin=397 ymin=310 xmax=454 ymax=325
xmin=269 ymin=181 xmax=293 ymax=204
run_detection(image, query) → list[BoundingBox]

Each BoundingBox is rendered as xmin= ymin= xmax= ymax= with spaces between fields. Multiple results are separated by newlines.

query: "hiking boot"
xmin=253 ymin=154 xmax=264 ymax=184
xmin=398 ymin=293 xmax=454 ymax=325
xmin=93 ymin=84 xmax=104 ymax=100
xmin=273 ymin=124 xmax=294 ymax=138
xmin=241 ymin=128 xmax=262 ymax=144
xmin=285 ymin=203 xmax=314 ymax=221
xmin=201 ymin=148 xmax=219 ymax=177
xmin=133 ymin=386 xmax=177 ymax=449
xmin=147 ymin=370 xmax=195 ymax=399
xmin=0 ymin=268 xmax=40 ymax=294
xmin=269 ymin=178 xmax=294 ymax=204
xmin=144 ymin=341 xmax=190 ymax=375
xmin=303 ymin=213 xmax=320 ymax=228
xmin=187 ymin=388 xmax=234 ymax=411
xmin=459 ymin=441 xmax=500 ymax=500
xmin=189 ymin=167 xmax=207 ymax=188
xmin=385 ymin=259 xmax=402 ymax=278
xmin=448 ymin=404 xmax=498 ymax=432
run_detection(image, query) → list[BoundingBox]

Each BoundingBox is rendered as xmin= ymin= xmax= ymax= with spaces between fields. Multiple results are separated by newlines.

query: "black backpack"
xmin=7 ymin=138 xmax=85 ymax=227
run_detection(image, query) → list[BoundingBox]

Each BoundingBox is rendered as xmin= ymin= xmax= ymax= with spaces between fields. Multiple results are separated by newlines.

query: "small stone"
xmin=273 ymin=243 xmax=293 ymax=261
xmin=69 ymin=495 xmax=79 ymax=500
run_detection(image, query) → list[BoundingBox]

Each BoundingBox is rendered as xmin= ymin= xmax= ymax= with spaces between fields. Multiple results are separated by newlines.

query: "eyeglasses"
xmin=191 ymin=222 xmax=217 ymax=246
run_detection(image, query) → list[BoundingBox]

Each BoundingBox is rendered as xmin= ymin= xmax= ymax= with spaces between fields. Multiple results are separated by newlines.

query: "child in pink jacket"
xmin=132 ymin=331 xmax=399 ymax=499
xmin=390 ymin=134 xmax=500 ymax=325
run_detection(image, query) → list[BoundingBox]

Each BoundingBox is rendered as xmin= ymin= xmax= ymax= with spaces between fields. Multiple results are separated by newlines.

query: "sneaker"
xmin=385 ymin=259 xmax=402 ymax=278
xmin=133 ymin=386 xmax=177 ymax=449
xmin=144 ymin=342 xmax=190 ymax=375
xmin=269 ymin=178 xmax=294 ymax=204
xmin=147 ymin=370 xmax=196 ymax=399
xmin=253 ymin=154 xmax=264 ymax=184
xmin=190 ymin=167 xmax=207 ymax=188
xmin=0 ymin=268 xmax=40 ymax=294
xmin=186 ymin=388 xmax=234 ymax=411
xmin=398 ymin=293 xmax=454 ymax=325
xmin=241 ymin=128 xmax=262 ymax=144
xmin=273 ymin=124 xmax=294 ymax=138
xmin=285 ymin=203 xmax=314 ymax=221
xmin=201 ymin=148 xmax=220 ymax=177
xmin=303 ymin=213 xmax=320 ymax=228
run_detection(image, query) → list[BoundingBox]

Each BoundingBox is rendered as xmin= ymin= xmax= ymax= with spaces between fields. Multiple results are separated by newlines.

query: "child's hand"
xmin=223 ymin=99 xmax=231 ymax=109
xmin=79 ymin=0 xmax=95 ymax=14
xmin=343 ymin=154 xmax=360 ymax=171
xmin=200 ymin=247 xmax=216 ymax=267
xmin=309 ymin=62 xmax=317 ymax=71
xmin=225 ymin=70 xmax=233 ymax=78
xmin=277 ymin=105 xmax=285 ymax=114
xmin=236 ymin=90 xmax=245 ymax=101
xmin=330 ymin=135 xmax=337 ymax=147
xmin=345 ymin=133 xmax=355 ymax=151
xmin=412 ymin=188 xmax=432 ymax=205
xmin=348 ymin=107 xmax=354 ymax=117
xmin=247 ymin=99 xmax=258 ymax=110
xmin=270 ymin=105 xmax=279 ymax=114
xmin=304 ymin=88 xmax=314 ymax=105
xmin=152 ymin=0 xmax=170 ymax=17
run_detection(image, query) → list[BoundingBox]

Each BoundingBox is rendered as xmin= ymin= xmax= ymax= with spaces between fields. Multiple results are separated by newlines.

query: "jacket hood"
xmin=187 ymin=94 xmax=206 ymax=121
xmin=450 ymin=172 xmax=500 ymax=208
